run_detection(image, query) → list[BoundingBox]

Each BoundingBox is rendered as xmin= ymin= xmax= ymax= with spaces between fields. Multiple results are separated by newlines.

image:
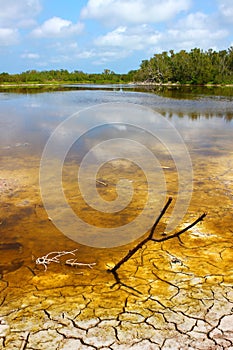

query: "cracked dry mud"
xmin=0 ymin=151 xmax=233 ymax=350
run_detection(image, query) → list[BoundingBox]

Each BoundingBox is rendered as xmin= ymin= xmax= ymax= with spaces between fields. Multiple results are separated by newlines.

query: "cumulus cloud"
xmin=166 ymin=12 xmax=228 ymax=50
xmin=31 ymin=17 xmax=84 ymax=38
xmin=81 ymin=0 xmax=191 ymax=25
xmin=92 ymin=10 xmax=229 ymax=63
xmin=0 ymin=28 xmax=19 ymax=46
xmin=0 ymin=0 xmax=41 ymax=27
xmin=95 ymin=25 xmax=161 ymax=50
xmin=0 ymin=0 xmax=41 ymax=47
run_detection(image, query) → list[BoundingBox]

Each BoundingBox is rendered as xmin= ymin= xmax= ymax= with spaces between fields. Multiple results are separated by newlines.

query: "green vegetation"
xmin=1 ymin=47 xmax=233 ymax=86
xmin=0 ymin=69 xmax=132 ymax=85
xmin=134 ymin=47 xmax=233 ymax=85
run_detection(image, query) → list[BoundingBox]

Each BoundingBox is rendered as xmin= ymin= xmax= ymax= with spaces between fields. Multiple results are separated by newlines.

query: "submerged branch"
xmin=149 ymin=197 xmax=173 ymax=239
xmin=108 ymin=197 xmax=207 ymax=292
xmin=96 ymin=179 xmax=108 ymax=187
xmin=108 ymin=197 xmax=172 ymax=274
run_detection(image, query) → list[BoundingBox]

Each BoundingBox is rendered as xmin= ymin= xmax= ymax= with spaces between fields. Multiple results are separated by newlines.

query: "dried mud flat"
xmin=0 ymin=154 xmax=233 ymax=350
xmin=0 ymin=237 xmax=233 ymax=350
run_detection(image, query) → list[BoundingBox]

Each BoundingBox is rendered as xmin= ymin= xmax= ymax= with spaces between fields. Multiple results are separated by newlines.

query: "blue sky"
xmin=0 ymin=0 xmax=233 ymax=74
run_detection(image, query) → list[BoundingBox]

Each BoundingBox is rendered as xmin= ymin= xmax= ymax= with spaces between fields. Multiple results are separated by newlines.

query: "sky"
xmin=0 ymin=0 xmax=233 ymax=74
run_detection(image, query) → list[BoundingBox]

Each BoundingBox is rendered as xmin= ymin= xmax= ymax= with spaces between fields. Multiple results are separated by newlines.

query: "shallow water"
xmin=0 ymin=85 xmax=233 ymax=349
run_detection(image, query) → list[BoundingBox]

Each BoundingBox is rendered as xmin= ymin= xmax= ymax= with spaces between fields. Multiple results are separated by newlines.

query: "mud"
xmin=0 ymin=148 xmax=232 ymax=349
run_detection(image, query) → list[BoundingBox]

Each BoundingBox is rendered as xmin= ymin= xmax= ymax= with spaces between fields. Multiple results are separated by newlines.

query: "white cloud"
xmin=92 ymin=10 xmax=229 ymax=63
xmin=90 ymin=48 xmax=135 ymax=66
xmin=0 ymin=0 xmax=41 ymax=47
xmin=18 ymin=19 xmax=38 ymax=29
xmin=167 ymin=29 xmax=227 ymax=51
xmin=218 ymin=0 xmax=233 ymax=23
xmin=76 ymin=50 xmax=96 ymax=59
xmin=48 ymin=41 xmax=87 ymax=59
xmin=165 ymin=12 xmax=228 ymax=51
xmin=95 ymin=25 xmax=161 ymax=50
xmin=21 ymin=52 xmax=40 ymax=59
xmin=0 ymin=0 xmax=41 ymax=27
xmin=178 ymin=11 xmax=208 ymax=29
xmin=81 ymin=0 xmax=191 ymax=25
xmin=0 ymin=28 xmax=19 ymax=46
xmin=218 ymin=0 xmax=233 ymax=17
xmin=31 ymin=17 xmax=84 ymax=38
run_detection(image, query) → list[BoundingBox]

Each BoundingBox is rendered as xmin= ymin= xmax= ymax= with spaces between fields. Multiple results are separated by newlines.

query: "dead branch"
xmin=36 ymin=249 xmax=78 ymax=271
xmin=35 ymin=249 xmax=96 ymax=271
xmin=65 ymin=258 xmax=96 ymax=269
xmin=108 ymin=197 xmax=173 ymax=274
xmin=151 ymin=212 xmax=207 ymax=243
xmin=108 ymin=197 xmax=207 ymax=291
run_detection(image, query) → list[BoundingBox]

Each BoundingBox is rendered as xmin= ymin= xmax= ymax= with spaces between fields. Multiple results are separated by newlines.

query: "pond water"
xmin=0 ymin=85 xmax=233 ymax=349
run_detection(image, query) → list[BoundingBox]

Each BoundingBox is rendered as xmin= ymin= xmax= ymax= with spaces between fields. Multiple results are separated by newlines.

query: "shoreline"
xmin=1 ymin=82 xmax=233 ymax=88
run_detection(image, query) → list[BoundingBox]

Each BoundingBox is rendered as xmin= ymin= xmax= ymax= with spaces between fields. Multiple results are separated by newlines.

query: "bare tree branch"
xmin=108 ymin=197 xmax=207 ymax=292
xmin=108 ymin=197 xmax=172 ymax=274
xmin=151 ymin=212 xmax=207 ymax=242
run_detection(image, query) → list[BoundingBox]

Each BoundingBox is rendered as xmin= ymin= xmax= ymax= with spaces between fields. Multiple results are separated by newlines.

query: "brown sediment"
xmin=0 ymin=150 xmax=233 ymax=349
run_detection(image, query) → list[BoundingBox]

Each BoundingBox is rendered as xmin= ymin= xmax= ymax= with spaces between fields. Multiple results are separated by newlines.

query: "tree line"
xmin=134 ymin=47 xmax=233 ymax=84
xmin=0 ymin=69 xmax=133 ymax=84
xmin=1 ymin=47 xmax=233 ymax=85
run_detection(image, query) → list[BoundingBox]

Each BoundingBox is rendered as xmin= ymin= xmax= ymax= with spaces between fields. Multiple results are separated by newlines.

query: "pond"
xmin=0 ymin=85 xmax=233 ymax=349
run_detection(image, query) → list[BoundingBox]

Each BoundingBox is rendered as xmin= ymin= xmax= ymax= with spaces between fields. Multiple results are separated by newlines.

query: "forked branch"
xmin=108 ymin=197 xmax=207 ymax=290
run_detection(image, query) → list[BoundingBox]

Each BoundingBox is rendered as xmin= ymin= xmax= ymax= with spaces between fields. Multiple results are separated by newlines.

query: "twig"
xmin=36 ymin=249 xmax=78 ymax=271
xmin=96 ymin=179 xmax=108 ymax=187
xmin=65 ymin=259 xmax=96 ymax=269
xmin=35 ymin=249 xmax=96 ymax=271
